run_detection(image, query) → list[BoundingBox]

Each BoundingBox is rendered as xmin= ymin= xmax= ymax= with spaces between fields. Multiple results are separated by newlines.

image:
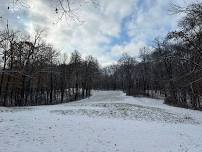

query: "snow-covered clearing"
xmin=0 ymin=91 xmax=202 ymax=152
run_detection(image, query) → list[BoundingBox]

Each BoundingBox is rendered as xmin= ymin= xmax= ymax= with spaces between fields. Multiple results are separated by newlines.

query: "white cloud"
xmin=111 ymin=0 xmax=193 ymax=62
xmin=111 ymin=41 xmax=147 ymax=58
xmin=21 ymin=0 xmax=135 ymax=66
xmin=0 ymin=0 xmax=195 ymax=66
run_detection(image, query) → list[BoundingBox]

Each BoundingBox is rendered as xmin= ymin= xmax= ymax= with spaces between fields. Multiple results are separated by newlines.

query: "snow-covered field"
xmin=0 ymin=91 xmax=202 ymax=152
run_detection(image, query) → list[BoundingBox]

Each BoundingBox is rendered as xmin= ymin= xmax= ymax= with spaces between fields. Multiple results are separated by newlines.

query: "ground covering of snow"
xmin=0 ymin=91 xmax=202 ymax=152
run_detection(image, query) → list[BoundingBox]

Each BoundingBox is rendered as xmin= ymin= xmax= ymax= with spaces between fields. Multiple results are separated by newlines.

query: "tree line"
xmin=97 ymin=2 xmax=202 ymax=110
xmin=0 ymin=27 xmax=99 ymax=106
xmin=0 ymin=2 xmax=201 ymax=110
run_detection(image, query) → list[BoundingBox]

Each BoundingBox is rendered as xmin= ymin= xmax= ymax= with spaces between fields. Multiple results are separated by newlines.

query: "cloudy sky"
xmin=0 ymin=0 xmax=195 ymax=66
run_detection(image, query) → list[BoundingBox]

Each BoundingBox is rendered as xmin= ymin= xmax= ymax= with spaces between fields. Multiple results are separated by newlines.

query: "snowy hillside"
xmin=0 ymin=91 xmax=202 ymax=152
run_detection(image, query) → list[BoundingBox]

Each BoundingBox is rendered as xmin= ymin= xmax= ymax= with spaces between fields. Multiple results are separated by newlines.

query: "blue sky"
xmin=0 ymin=0 xmax=195 ymax=66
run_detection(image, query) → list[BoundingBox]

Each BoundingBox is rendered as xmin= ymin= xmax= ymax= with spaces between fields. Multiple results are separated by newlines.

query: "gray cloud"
xmin=0 ymin=0 xmax=196 ymax=66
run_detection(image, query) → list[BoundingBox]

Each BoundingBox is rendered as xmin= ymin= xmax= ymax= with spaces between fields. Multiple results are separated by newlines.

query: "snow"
xmin=0 ymin=91 xmax=202 ymax=152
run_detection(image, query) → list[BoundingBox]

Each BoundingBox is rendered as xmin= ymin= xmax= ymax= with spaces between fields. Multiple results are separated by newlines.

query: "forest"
xmin=98 ymin=2 xmax=202 ymax=110
xmin=0 ymin=2 xmax=202 ymax=110
xmin=0 ymin=28 xmax=100 ymax=106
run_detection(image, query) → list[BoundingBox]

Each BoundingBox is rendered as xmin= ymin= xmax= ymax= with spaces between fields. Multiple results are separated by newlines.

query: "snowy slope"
xmin=0 ymin=91 xmax=202 ymax=152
